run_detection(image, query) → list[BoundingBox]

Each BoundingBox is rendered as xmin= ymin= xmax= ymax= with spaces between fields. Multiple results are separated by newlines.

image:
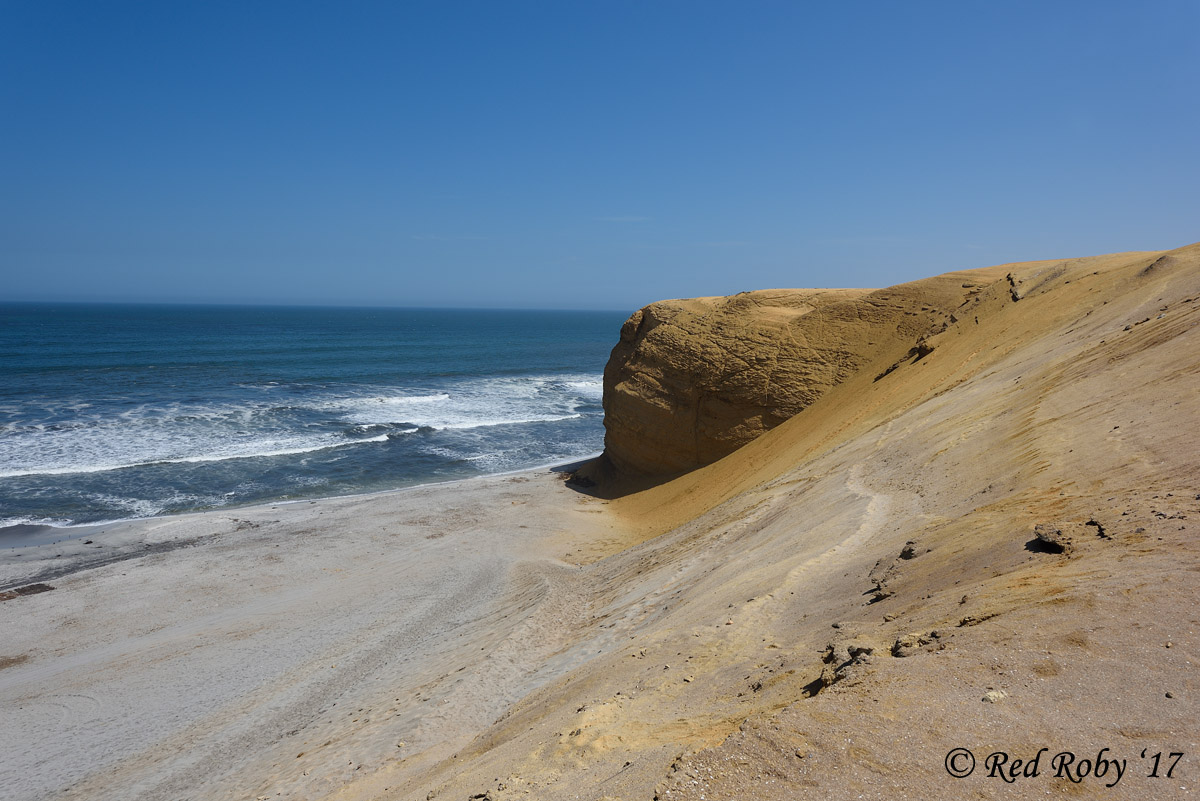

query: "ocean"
xmin=0 ymin=303 xmax=627 ymax=534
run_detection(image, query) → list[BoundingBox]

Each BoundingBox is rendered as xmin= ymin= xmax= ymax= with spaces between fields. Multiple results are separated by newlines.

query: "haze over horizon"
xmin=3 ymin=1 xmax=1198 ymax=312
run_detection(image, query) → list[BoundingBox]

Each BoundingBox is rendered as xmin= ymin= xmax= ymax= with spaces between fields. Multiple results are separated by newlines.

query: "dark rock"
xmin=1085 ymin=516 xmax=1110 ymax=539
xmin=1030 ymin=523 xmax=1071 ymax=555
xmin=892 ymin=632 xmax=931 ymax=658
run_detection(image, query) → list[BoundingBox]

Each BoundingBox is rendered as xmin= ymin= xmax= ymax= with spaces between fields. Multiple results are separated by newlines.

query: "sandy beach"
xmin=3 ymin=245 xmax=1199 ymax=801
xmin=0 ymin=470 xmax=618 ymax=801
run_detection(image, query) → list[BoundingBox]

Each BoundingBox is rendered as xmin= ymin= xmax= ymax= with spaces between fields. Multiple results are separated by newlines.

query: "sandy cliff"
xmin=597 ymin=270 xmax=1006 ymax=477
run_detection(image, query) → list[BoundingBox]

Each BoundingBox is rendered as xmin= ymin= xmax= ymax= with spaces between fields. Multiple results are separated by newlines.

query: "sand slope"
xmin=359 ymin=244 xmax=1200 ymax=800
xmin=1 ymin=244 xmax=1197 ymax=801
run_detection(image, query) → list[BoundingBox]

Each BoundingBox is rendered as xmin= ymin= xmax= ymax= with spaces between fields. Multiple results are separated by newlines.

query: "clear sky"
xmin=2 ymin=1 xmax=1197 ymax=311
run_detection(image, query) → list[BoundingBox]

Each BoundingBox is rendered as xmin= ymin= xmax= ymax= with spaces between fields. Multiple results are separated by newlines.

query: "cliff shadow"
xmin=551 ymin=454 xmax=684 ymax=500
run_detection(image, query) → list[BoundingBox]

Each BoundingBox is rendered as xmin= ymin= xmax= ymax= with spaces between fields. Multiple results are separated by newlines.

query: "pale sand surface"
xmin=2 ymin=245 xmax=1198 ymax=801
xmin=0 ymin=471 xmax=619 ymax=801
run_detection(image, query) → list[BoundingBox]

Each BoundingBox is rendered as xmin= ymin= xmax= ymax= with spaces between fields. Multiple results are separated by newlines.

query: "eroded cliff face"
xmin=600 ymin=272 xmax=1004 ymax=476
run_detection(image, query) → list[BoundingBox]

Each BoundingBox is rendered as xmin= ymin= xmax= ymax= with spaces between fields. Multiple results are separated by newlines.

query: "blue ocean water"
xmin=0 ymin=303 xmax=626 ymax=530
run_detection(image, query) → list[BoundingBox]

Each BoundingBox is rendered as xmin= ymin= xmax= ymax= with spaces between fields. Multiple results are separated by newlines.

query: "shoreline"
xmin=0 ymin=451 xmax=602 ymax=554
xmin=0 ymin=454 xmax=599 ymax=594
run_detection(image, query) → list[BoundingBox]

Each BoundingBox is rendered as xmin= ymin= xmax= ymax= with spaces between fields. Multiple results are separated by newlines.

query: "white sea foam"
xmin=0 ymin=434 xmax=392 ymax=478
xmin=564 ymin=379 xmax=604 ymax=398
xmin=0 ymin=515 xmax=75 ymax=529
xmin=0 ymin=373 xmax=602 ymax=478
xmin=431 ymin=413 xmax=583 ymax=430
xmin=340 ymin=374 xmax=600 ymax=431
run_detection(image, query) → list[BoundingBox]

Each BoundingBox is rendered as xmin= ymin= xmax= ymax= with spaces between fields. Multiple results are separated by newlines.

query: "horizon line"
xmin=0 ymin=298 xmax=633 ymax=315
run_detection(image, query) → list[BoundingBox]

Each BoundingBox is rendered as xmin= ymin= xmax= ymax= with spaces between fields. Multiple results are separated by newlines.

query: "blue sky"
xmin=2 ymin=1 xmax=1197 ymax=311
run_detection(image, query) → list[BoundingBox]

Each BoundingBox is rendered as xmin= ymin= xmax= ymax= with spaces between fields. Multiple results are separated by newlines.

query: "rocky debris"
xmin=1031 ymin=523 xmax=1072 ymax=555
xmin=848 ymin=644 xmax=874 ymax=660
xmin=809 ymin=638 xmax=875 ymax=694
xmin=1006 ymin=272 xmax=1023 ymax=301
xmin=874 ymin=335 xmax=943 ymax=382
xmin=873 ymin=360 xmax=903 ymax=382
xmin=982 ymin=690 xmax=1009 ymax=703
xmin=891 ymin=632 xmax=934 ymax=658
xmin=867 ymin=581 xmax=893 ymax=603
xmin=1029 ymin=516 xmax=1126 ymax=554
xmin=865 ymin=557 xmax=894 ymax=603
xmin=866 ymin=540 xmax=923 ymax=603
xmin=1086 ymin=515 xmax=1111 ymax=539
xmin=913 ymin=336 xmax=936 ymax=360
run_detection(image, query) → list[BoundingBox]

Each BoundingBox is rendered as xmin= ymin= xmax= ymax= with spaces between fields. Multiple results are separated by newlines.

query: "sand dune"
xmin=1 ymin=244 xmax=1197 ymax=800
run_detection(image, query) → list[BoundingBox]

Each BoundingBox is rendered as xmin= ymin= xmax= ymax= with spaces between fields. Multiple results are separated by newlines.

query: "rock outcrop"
xmin=598 ymin=272 xmax=1001 ymax=476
